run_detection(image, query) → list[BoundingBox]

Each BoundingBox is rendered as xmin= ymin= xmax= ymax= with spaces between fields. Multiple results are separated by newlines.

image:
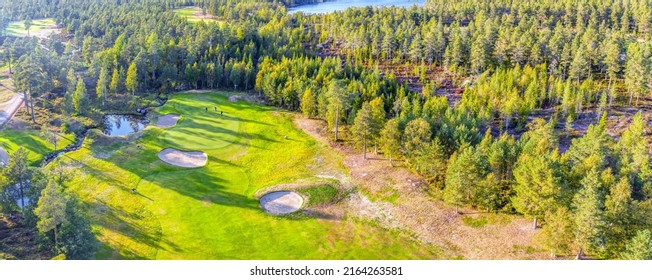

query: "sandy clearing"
xmin=293 ymin=115 xmax=549 ymax=260
xmin=0 ymin=147 xmax=8 ymax=167
xmin=260 ymin=191 xmax=304 ymax=215
xmin=157 ymin=148 xmax=207 ymax=168
xmin=156 ymin=114 xmax=181 ymax=128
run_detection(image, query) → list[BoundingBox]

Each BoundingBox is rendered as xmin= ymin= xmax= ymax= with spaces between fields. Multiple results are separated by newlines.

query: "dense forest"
xmin=2 ymin=0 xmax=652 ymax=259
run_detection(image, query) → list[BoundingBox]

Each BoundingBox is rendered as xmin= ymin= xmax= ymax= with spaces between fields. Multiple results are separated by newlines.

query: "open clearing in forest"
xmin=294 ymin=116 xmax=552 ymax=260
xmin=35 ymin=91 xmax=442 ymax=259
xmin=6 ymin=18 xmax=60 ymax=38
xmin=173 ymin=6 xmax=223 ymax=25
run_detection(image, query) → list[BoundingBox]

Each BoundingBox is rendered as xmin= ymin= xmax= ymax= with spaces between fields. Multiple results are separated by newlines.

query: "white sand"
xmin=158 ymin=148 xmax=207 ymax=168
xmin=0 ymin=147 xmax=8 ymax=167
xmin=260 ymin=191 xmax=303 ymax=215
xmin=156 ymin=114 xmax=181 ymax=128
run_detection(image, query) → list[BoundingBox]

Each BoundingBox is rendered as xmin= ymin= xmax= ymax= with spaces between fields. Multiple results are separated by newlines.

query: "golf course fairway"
xmin=53 ymin=92 xmax=441 ymax=259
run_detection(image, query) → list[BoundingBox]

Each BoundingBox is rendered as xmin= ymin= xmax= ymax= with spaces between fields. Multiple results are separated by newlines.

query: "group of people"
xmin=206 ymin=106 xmax=223 ymax=116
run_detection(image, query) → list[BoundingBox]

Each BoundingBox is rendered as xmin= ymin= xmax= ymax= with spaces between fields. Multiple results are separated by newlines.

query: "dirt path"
xmin=0 ymin=93 xmax=24 ymax=127
xmin=294 ymin=116 xmax=550 ymax=260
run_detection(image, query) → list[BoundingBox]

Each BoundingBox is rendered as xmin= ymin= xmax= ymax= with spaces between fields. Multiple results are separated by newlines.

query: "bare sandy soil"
xmin=156 ymin=114 xmax=180 ymax=128
xmin=157 ymin=148 xmax=207 ymax=168
xmin=260 ymin=191 xmax=304 ymax=215
xmin=293 ymin=115 xmax=550 ymax=260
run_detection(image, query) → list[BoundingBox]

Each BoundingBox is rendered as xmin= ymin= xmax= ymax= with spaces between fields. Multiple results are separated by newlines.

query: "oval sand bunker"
xmin=156 ymin=114 xmax=181 ymax=128
xmin=158 ymin=148 xmax=207 ymax=168
xmin=0 ymin=147 xmax=8 ymax=167
xmin=260 ymin=191 xmax=303 ymax=215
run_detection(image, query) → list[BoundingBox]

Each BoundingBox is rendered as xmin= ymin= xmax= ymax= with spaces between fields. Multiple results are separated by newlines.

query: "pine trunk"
xmin=334 ymin=108 xmax=339 ymax=141
xmin=389 ymin=152 xmax=393 ymax=167
xmin=533 ymin=217 xmax=538 ymax=230
xmin=29 ymin=96 xmax=36 ymax=123
xmin=576 ymin=248 xmax=583 ymax=260
xmin=54 ymin=226 xmax=59 ymax=249
xmin=607 ymin=78 xmax=613 ymax=107
xmin=363 ymin=137 xmax=367 ymax=160
xmin=19 ymin=181 xmax=24 ymax=209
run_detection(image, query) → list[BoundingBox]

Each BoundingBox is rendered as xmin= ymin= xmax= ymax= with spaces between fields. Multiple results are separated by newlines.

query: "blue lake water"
xmin=288 ymin=0 xmax=426 ymax=14
xmin=103 ymin=114 xmax=148 ymax=136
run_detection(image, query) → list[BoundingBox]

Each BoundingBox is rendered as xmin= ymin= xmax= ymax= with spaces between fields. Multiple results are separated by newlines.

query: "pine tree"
xmin=617 ymin=111 xmax=651 ymax=199
xmin=512 ymin=153 xmax=563 ymax=230
xmin=401 ymin=118 xmax=431 ymax=156
xmin=443 ymin=145 xmax=490 ymax=213
xmin=536 ymin=207 xmax=574 ymax=257
xmin=326 ymin=80 xmax=352 ymax=141
xmin=605 ymin=177 xmax=634 ymax=255
xmin=624 ymin=43 xmax=647 ymax=106
xmin=380 ymin=119 xmax=401 ymax=167
xmin=300 ymin=88 xmax=317 ymax=118
xmin=470 ymin=35 xmax=487 ymax=74
xmin=621 ymin=230 xmax=652 ymax=260
xmin=34 ymin=180 xmax=69 ymax=249
xmin=125 ymin=62 xmax=138 ymax=95
xmin=109 ymin=68 xmax=120 ymax=94
xmin=72 ymin=79 xmax=87 ymax=115
xmin=369 ymin=97 xmax=386 ymax=153
xmin=96 ymin=67 xmax=109 ymax=107
xmin=352 ymin=102 xmax=374 ymax=159
xmin=569 ymin=45 xmax=589 ymax=83
xmin=573 ymin=169 xmax=607 ymax=259
xmin=24 ymin=16 xmax=32 ymax=37
xmin=604 ymin=36 xmax=622 ymax=105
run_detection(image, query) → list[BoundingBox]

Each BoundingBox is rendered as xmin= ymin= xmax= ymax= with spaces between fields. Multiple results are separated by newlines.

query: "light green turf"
xmin=6 ymin=18 xmax=57 ymax=37
xmin=56 ymin=92 xmax=442 ymax=259
xmin=0 ymin=129 xmax=74 ymax=164
xmin=173 ymin=7 xmax=223 ymax=24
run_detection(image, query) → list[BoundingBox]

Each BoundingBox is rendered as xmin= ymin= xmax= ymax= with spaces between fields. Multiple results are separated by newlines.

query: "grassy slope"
xmin=173 ymin=7 xmax=222 ymax=24
xmin=0 ymin=129 xmax=74 ymax=164
xmin=57 ymin=92 xmax=441 ymax=259
xmin=6 ymin=18 xmax=56 ymax=37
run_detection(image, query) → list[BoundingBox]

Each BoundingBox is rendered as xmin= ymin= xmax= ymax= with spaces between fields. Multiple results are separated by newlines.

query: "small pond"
xmin=288 ymin=0 xmax=425 ymax=14
xmin=103 ymin=114 xmax=149 ymax=137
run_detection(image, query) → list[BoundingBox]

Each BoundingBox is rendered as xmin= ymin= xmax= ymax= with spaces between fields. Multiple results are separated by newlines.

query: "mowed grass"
xmin=0 ymin=129 xmax=74 ymax=164
xmin=6 ymin=18 xmax=57 ymax=37
xmin=55 ymin=92 xmax=441 ymax=259
xmin=173 ymin=6 xmax=223 ymax=25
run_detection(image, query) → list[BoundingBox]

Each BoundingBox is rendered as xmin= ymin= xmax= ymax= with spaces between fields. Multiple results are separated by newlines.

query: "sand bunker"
xmin=260 ymin=191 xmax=304 ymax=215
xmin=0 ymin=147 xmax=8 ymax=167
xmin=158 ymin=148 xmax=207 ymax=168
xmin=156 ymin=114 xmax=180 ymax=128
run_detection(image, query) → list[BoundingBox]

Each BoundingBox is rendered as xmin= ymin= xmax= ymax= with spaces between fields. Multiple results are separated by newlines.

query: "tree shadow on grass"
xmin=86 ymin=198 xmax=182 ymax=260
xmin=144 ymin=169 xmax=260 ymax=211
